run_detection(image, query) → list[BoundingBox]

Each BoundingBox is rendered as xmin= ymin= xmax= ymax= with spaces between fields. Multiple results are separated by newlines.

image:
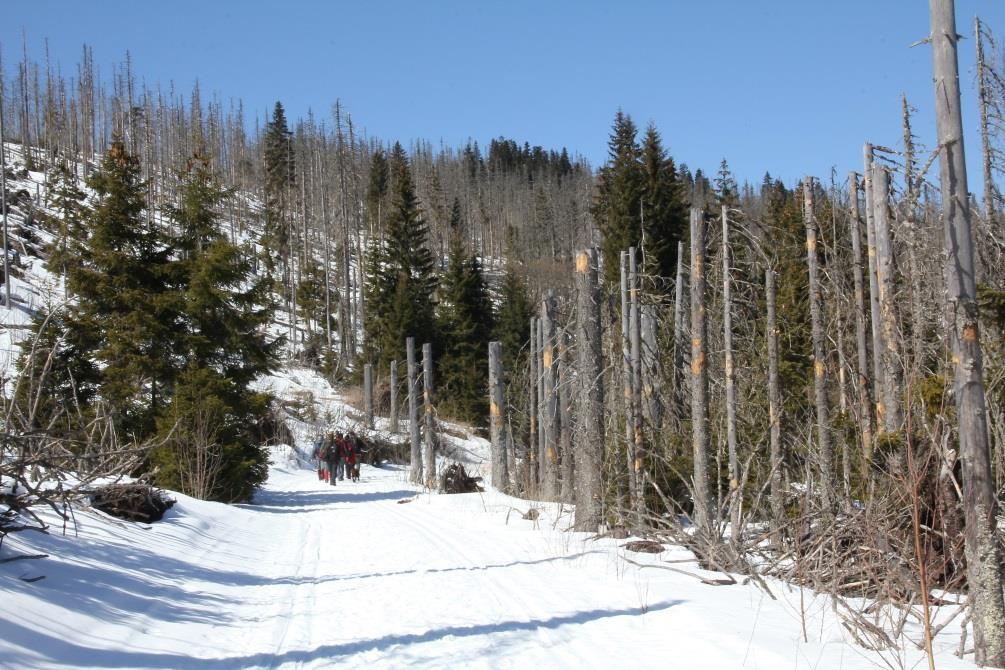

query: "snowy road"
xmin=1 ymin=450 xmax=975 ymax=669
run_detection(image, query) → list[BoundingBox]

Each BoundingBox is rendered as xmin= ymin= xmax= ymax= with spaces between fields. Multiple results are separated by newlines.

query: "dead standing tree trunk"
xmin=629 ymin=247 xmax=645 ymax=522
xmin=422 ymin=342 xmax=437 ymax=489
xmin=870 ymin=165 xmax=904 ymax=433
xmin=672 ymin=241 xmax=687 ymax=425
xmin=407 ymin=338 xmax=422 ymax=485
xmin=848 ymin=172 xmax=875 ymax=465
xmin=621 ymin=250 xmax=639 ymax=519
xmin=766 ymin=267 xmax=785 ymax=532
xmin=540 ymin=290 xmax=560 ymax=501
xmin=929 ymin=1 xmax=1005 ymax=664
xmin=528 ymin=316 xmax=539 ymax=494
xmin=574 ymin=249 xmax=604 ymax=532
xmin=690 ymin=208 xmax=713 ymax=532
xmin=488 ymin=341 xmax=508 ymax=492
xmin=363 ymin=363 xmax=374 ymax=429
xmin=804 ymin=177 xmax=834 ymax=512
xmin=390 ymin=360 xmax=399 ymax=434
xmin=976 ymin=16 xmax=997 ymax=227
xmin=721 ymin=206 xmax=739 ymax=492
xmin=864 ymin=144 xmax=885 ymax=427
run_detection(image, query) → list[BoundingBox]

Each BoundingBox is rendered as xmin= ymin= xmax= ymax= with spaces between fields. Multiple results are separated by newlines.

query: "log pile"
xmin=90 ymin=484 xmax=175 ymax=522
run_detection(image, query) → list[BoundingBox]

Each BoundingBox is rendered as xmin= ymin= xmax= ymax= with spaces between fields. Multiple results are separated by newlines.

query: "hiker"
xmin=311 ymin=435 xmax=326 ymax=481
xmin=334 ymin=432 xmax=347 ymax=481
xmin=344 ymin=433 xmax=360 ymax=481
xmin=324 ymin=431 xmax=339 ymax=486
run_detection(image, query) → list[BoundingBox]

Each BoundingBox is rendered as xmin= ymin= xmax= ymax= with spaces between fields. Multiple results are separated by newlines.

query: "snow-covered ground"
xmin=0 ymin=430 xmax=975 ymax=669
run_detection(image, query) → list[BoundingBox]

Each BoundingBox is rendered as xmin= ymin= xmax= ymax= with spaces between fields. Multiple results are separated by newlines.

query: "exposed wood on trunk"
xmin=528 ymin=316 xmax=538 ymax=493
xmin=488 ymin=341 xmax=508 ymax=492
xmin=540 ymin=290 xmax=560 ymax=501
xmin=804 ymin=177 xmax=834 ymax=512
xmin=641 ymin=303 xmax=662 ymax=432
xmin=689 ymin=208 xmax=713 ymax=531
xmin=870 ymin=165 xmax=904 ymax=433
xmin=863 ymin=144 xmax=884 ymax=426
xmin=929 ymin=1 xmax=1005 ymax=664
xmin=574 ymin=248 xmax=604 ymax=532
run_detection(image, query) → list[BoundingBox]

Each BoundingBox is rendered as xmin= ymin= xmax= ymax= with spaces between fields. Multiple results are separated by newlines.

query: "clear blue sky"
xmin=4 ymin=0 xmax=1005 ymax=188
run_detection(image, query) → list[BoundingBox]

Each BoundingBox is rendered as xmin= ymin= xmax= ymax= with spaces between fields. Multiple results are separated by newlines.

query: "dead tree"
xmin=540 ymin=290 xmax=560 ymax=501
xmin=672 ymin=240 xmax=687 ymax=423
xmin=766 ymin=267 xmax=785 ymax=530
xmin=574 ymin=249 xmax=604 ymax=532
xmin=558 ymin=333 xmax=574 ymax=504
xmin=363 ymin=363 xmax=374 ymax=429
xmin=804 ymin=177 xmax=834 ymax=511
xmin=976 ymin=16 xmax=997 ymax=226
xmin=929 ymin=1 xmax=1005 ymax=664
xmin=488 ymin=341 xmax=508 ymax=492
xmin=621 ymin=249 xmax=639 ymax=516
xmin=863 ymin=144 xmax=884 ymax=424
xmin=407 ymin=337 xmax=422 ymax=485
xmin=528 ymin=316 xmax=538 ymax=492
xmin=390 ymin=360 xmax=399 ymax=434
xmin=690 ymin=208 xmax=713 ymax=531
xmin=870 ymin=165 xmax=904 ymax=433
xmin=629 ymin=247 xmax=645 ymax=521
xmin=848 ymin=172 xmax=875 ymax=464
xmin=721 ymin=206 xmax=739 ymax=491
xmin=422 ymin=342 xmax=437 ymax=488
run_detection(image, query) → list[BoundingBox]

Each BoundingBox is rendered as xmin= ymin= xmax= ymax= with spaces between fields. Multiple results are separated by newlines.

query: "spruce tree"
xmin=155 ymin=155 xmax=279 ymax=502
xmin=363 ymin=143 xmax=438 ymax=371
xmin=437 ymin=199 xmax=494 ymax=422
xmin=262 ymin=101 xmax=294 ymax=275
xmin=639 ymin=123 xmax=688 ymax=282
xmin=42 ymin=159 xmax=88 ymax=288
xmin=593 ymin=111 xmax=644 ymax=284
xmin=65 ymin=140 xmax=175 ymax=436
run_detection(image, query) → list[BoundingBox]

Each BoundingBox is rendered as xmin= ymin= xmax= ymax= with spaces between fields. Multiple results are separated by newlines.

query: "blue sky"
xmin=4 ymin=0 xmax=1005 ymax=187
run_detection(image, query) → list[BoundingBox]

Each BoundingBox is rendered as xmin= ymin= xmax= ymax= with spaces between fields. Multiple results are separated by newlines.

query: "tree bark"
xmin=528 ymin=316 xmax=538 ymax=494
xmin=363 ymin=363 xmax=374 ymax=429
xmin=766 ymin=267 xmax=785 ymax=532
xmin=929 ymin=1 xmax=1005 ymax=664
xmin=672 ymin=241 xmax=686 ymax=424
xmin=690 ymin=208 xmax=713 ymax=531
xmin=488 ymin=341 xmax=508 ymax=492
xmin=407 ymin=337 xmax=422 ymax=485
xmin=848 ymin=172 xmax=875 ymax=465
xmin=540 ymin=290 xmax=560 ymax=501
xmin=804 ymin=177 xmax=834 ymax=512
xmin=390 ymin=360 xmax=399 ymax=434
xmin=722 ymin=206 xmax=738 ymax=491
xmin=976 ymin=16 xmax=996 ymax=226
xmin=574 ymin=249 xmax=604 ymax=532
xmin=629 ymin=247 xmax=644 ymax=522
xmin=870 ymin=165 xmax=904 ymax=433
xmin=422 ymin=342 xmax=437 ymax=489
xmin=621 ymin=250 xmax=637 ymax=517
xmin=863 ymin=144 xmax=884 ymax=426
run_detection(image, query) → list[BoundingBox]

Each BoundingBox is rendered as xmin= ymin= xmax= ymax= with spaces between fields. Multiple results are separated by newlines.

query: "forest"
xmin=2 ymin=2 xmax=1005 ymax=667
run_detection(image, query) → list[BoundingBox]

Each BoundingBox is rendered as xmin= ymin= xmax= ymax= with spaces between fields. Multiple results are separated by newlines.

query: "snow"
xmin=0 ymin=426 xmax=977 ymax=669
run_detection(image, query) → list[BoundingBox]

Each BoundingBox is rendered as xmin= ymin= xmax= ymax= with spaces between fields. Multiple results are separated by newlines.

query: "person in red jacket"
xmin=343 ymin=433 xmax=359 ymax=481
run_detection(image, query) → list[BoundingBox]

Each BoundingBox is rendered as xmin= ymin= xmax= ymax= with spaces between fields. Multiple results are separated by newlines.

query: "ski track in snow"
xmin=0 ymin=447 xmax=978 ymax=669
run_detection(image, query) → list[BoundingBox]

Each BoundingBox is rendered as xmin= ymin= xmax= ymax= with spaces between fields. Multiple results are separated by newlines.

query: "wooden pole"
xmin=848 ymin=172 xmax=875 ymax=465
xmin=422 ymin=342 xmax=436 ymax=489
xmin=574 ymin=249 xmax=604 ymax=531
xmin=689 ymin=208 xmax=713 ymax=531
xmin=389 ymin=360 xmax=399 ymax=434
xmin=804 ymin=177 xmax=834 ymax=512
xmin=407 ymin=337 xmax=422 ymax=485
xmin=929 ymin=1 xmax=1005 ymax=663
xmin=488 ymin=341 xmax=508 ymax=492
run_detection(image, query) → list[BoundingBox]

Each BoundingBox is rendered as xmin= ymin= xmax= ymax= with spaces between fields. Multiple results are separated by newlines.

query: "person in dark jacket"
xmin=324 ymin=432 xmax=339 ymax=486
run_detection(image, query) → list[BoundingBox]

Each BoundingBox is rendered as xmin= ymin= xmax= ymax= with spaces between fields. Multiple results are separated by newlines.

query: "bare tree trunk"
xmin=540 ymin=290 xmax=560 ymax=501
xmin=848 ymin=171 xmax=875 ymax=466
xmin=422 ymin=342 xmax=437 ymax=489
xmin=390 ymin=360 xmax=399 ymax=434
xmin=1 ymin=71 xmax=9 ymax=307
xmin=690 ymin=208 xmax=713 ymax=531
xmin=528 ymin=316 xmax=538 ymax=494
xmin=976 ymin=16 xmax=996 ymax=226
xmin=804 ymin=177 xmax=834 ymax=512
xmin=489 ymin=341 xmax=508 ymax=492
xmin=871 ymin=165 xmax=904 ymax=433
xmin=363 ymin=363 xmax=374 ymax=429
xmin=574 ymin=249 xmax=604 ymax=531
xmin=629 ymin=247 xmax=645 ymax=522
xmin=558 ymin=334 xmax=574 ymax=504
xmin=641 ymin=303 xmax=662 ymax=432
xmin=929 ymin=2 xmax=1005 ymax=664
xmin=721 ymin=206 xmax=739 ymax=490
xmin=672 ymin=241 xmax=686 ymax=424
xmin=407 ymin=337 xmax=422 ymax=485
xmin=621 ymin=250 xmax=637 ymax=516
xmin=863 ymin=144 xmax=884 ymax=424
xmin=766 ymin=267 xmax=784 ymax=532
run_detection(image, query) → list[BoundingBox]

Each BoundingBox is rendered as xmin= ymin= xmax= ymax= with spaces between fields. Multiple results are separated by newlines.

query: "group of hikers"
xmin=312 ymin=431 xmax=362 ymax=485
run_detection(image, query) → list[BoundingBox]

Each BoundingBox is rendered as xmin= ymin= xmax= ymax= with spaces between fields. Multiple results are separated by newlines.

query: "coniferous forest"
xmin=4 ymin=2 xmax=1005 ymax=666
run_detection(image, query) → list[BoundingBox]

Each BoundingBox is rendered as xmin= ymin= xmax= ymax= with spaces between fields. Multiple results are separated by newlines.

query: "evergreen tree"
xmin=363 ymin=143 xmax=438 ymax=370
xmin=65 ymin=140 xmax=175 ymax=436
xmin=639 ymin=123 xmax=688 ymax=282
xmin=493 ymin=259 xmax=534 ymax=378
xmin=154 ymin=155 xmax=279 ymax=502
xmin=437 ymin=199 xmax=494 ymax=422
xmin=593 ymin=110 xmax=643 ymax=284
xmin=366 ymin=148 xmax=389 ymax=235
xmin=262 ymin=101 xmax=294 ymax=274
xmin=42 ymin=159 xmax=88 ymax=287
